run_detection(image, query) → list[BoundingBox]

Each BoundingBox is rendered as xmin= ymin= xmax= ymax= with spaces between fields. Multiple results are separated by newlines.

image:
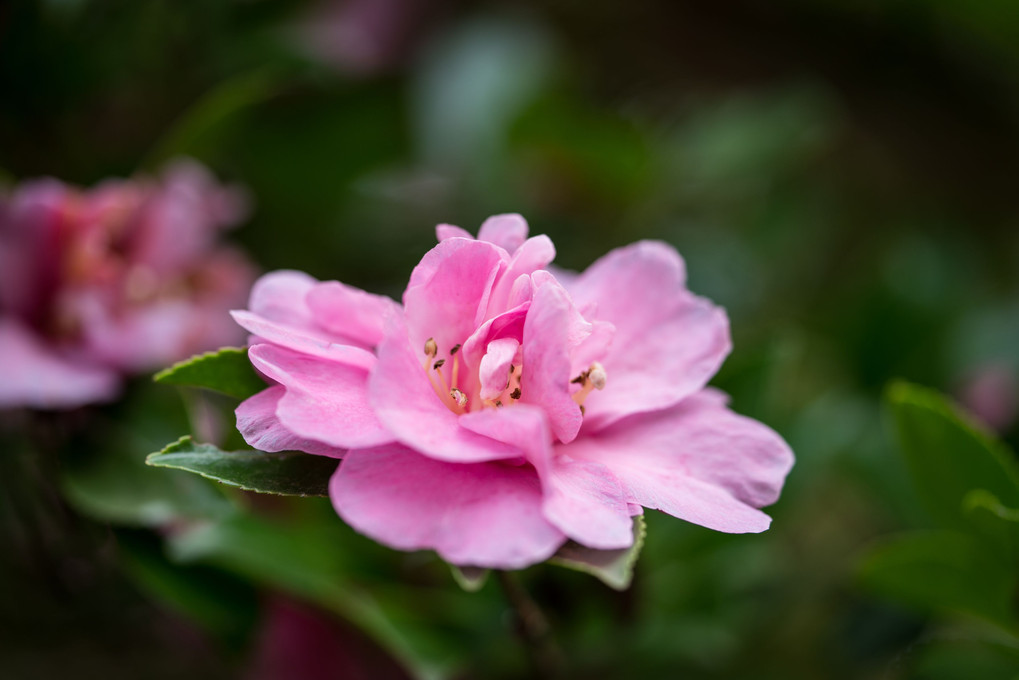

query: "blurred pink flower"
xmin=234 ymin=215 xmax=794 ymax=569
xmin=0 ymin=160 xmax=256 ymax=409
xmin=958 ymin=362 xmax=1017 ymax=432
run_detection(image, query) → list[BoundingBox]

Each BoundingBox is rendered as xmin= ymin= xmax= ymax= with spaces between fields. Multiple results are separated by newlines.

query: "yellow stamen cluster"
xmin=423 ymin=337 xmax=466 ymax=413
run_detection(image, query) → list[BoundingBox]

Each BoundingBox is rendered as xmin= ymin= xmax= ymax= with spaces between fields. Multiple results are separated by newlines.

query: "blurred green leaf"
xmin=169 ymin=513 xmax=461 ymax=680
xmin=964 ymin=489 xmax=1019 ymax=567
xmin=117 ymin=531 xmax=258 ymax=645
xmin=62 ymin=442 xmax=234 ymax=527
xmin=155 ymin=347 xmax=265 ymax=400
xmin=885 ymin=381 xmax=1019 ymax=529
xmin=859 ymin=530 xmax=1018 ymax=629
xmin=550 ymin=515 xmax=646 ymax=591
xmin=147 ymin=436 xmax=335 ymax=497
xmin=450 ymin=566 xmax=489 ymax=593
xmin=143 ymin=67 xmax=287 ymax=169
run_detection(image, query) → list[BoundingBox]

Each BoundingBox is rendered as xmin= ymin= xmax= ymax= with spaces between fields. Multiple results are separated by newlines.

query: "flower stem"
xmin=495 ymin=570 xmax=565 ymax=679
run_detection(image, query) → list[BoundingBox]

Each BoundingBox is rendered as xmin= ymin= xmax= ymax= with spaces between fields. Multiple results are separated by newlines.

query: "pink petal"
xmin=435 ymin=223 xmax=473 ymax=241
xmin=231 ymin=310 xmax=377 ymax=368
xmin=236 ymin=386 xmax=345 ymax=458
xmin=543 ymin=456 xmax=634 ymax=549
xmin=520 ymin=281 xmax=586 ymax=443
xmin=478 ymin=337 xmax=519 ymax=401
xmin=402 ymin=238 xmax=505 ymax=370
xmin=248 ymin=344 xmax=392 ymax=449
xmin=331 ymin=444 xmax=566 ymax=569
xmin=566 ymin=392 xmax=793 ymax=533
xmin=369 ymin=320 xmax=519 ymax=462
xmin=485 ymin=235 xmax=555 ymax=318
xmin=305 ymin=281 xmax=401 ymax=348
xmin=248 ymin=270 xmax=319 ymax=329
xmin=460 ymin=406 xmax=632 ymax=549
xmin=0 ymin=320 xmax=119 ymax=409
xmin=569 ymin=241 xmax=731 ymax=430
xmin=477 ymin=213 xmax=529 ymax=253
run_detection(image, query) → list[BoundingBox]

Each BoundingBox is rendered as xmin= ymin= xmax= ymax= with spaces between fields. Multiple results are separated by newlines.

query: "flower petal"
xmin=477 ymin=213 xmax=528 ymax=253
xmin=236 ymin=386 xmax=345 ymax=458
xmin=486 ymin=235 xmax=555 ymax=318
xmin=0 ymin=320 xmax=119 ymax=409
xmin=403 ymin=237 xmax=505 ymax=367
xmin=569 ymin=241 xmax=731 ymax=429
xmin=435 ymin=223 xmax=472 ymax=241
xmin=305 ymin=281 xmax=401 ymax=348
xmin=248 ymin=344 xmax=392 ymax=449
xmin=460 ymin=405 xmax=632 ymax=549
xmin=478 ymin=337 xmax=519 ymax=401
xmin=369 ymin=320 xmax=519 ymax=462
xmin=248 ymin=270 xmax=319 ymax=329
xmin=231 ymin=310 xmax=377 ymax=368
xmin=521 ymin=281 xmax=586 ymax=443
xmin=566 ymin=392 xmax=793 ymax=533
xmin=331 ymin=444 xmax=565 ymax=569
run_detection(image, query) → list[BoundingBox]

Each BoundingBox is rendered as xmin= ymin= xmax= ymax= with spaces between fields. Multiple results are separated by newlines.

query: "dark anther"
xmin=433 ymin=359 xmax=446 ymax=370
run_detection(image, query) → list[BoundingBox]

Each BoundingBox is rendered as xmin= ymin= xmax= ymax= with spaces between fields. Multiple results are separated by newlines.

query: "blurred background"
xmin=2 ymin=1 xmax=1019 ymax=678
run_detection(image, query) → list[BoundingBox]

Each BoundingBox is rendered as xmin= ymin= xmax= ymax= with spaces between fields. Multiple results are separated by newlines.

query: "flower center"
xmin=422 ymin=337 xmax=607 ymax=417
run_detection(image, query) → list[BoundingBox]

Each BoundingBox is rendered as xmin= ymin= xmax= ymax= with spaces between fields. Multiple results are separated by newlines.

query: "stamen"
xmin=433 ymin=359 xmax=446 ymax=370
xmin=450 ymin=388 xmax=468 ymax=409
xmin=588 ymin=362 xmax=607 ymax=391
xmin=450 ymin=344 xmax=461 ymax=355
xmin=452 ymin=352 xmax=460 ymax=390
xmin=424 ymin=337 xmax=438 ymax=357
xmin=571 ymin=362 xmax=608 ymax=409
xmin=510 ymin=387 xmax=522 ymax=400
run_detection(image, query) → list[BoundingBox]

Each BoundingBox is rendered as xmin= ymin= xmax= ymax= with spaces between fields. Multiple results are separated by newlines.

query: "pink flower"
xmin=0 ymin=160 xmax=256 ymax=409
xmin=234 ymin=215 xmax=794 ymax=569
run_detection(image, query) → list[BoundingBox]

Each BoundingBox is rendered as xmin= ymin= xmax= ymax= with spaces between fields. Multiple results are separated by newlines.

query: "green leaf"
xmin=964 ymin=489 xmax=1019 ymax=567
xmin=117 ymin=532 xmax=258 ymax=645
xmin=859 ymin=530 xmax=1018 ymax=629
xmin=550 ymin=515 xmax=646 ymax=590
xmin=450 ymin=566 xmax=489 ymax=593
xmin=146 ymin=436 xmax=336 ymax=497
xmin=169 ymin=512 xmax=459 ymax=680
xmin=62 ymin=443 xmax=234 ymax=527
xmin=143 ymin=67 xmax=287 ymax=169
xmin=885 ymin=381 xmax=1019 ymax=530
xmin=154 ymin=347 xmax=265 ymax=400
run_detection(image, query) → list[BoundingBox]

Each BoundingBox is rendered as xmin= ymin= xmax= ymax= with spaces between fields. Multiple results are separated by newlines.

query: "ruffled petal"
xmin=460 ymin=405 xmax=632 ymax=549
xmin=477 ymin=213 xmax=528 ymax=253
xmin=248 ymin=344 xmax=392 ymax=449
xmin=520 ymin=281 xmax=586 ymax=443
xmin=305 ymin=281 xmax=401 ymax=348
xmin=248 ymin=270 xmax=319 ymax=330
xmin=569 ymin=241 xmax=731 ymax=430
xmin=231 ymin=310 xmax=377 ymax=368
xmin=402 ymin=238 xmax=505 ymax=369
xmin=331 ymin=444 xmax=565 ymax=569
xmin=565 ymin=392 xmax=793 ymax=533
xmin=0 ymin=320 xmax=119 ymax=409
xmin=435 ymin=223 xmax=473 ymax=241
xmin=478 ymin=337 xmax=519 ymax=401
xmin=236 ymin=386 xmax=345 ymax=458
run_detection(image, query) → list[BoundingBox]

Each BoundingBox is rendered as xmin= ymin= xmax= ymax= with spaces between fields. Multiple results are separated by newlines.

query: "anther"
xmin=510 ymin=387 xmax=522 ymax=400
xmin=433 ymin=359 xmax=446 ymax=370
xmin=450 ymin=343 xmax=461 ymax=355
xmin=450 ymin=388 xmax=467 ymax=408
xmin=424 ymin=337 xmax=438 ymax=357
xmin=588 ymin=362 xmax=607 ymax=390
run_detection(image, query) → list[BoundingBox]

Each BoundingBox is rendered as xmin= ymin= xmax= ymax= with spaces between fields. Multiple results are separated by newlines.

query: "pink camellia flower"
xmin=0 ymin=160 xmax=256 ymax=409
xmin=234 ymin=215 xmax=794 ymax=569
